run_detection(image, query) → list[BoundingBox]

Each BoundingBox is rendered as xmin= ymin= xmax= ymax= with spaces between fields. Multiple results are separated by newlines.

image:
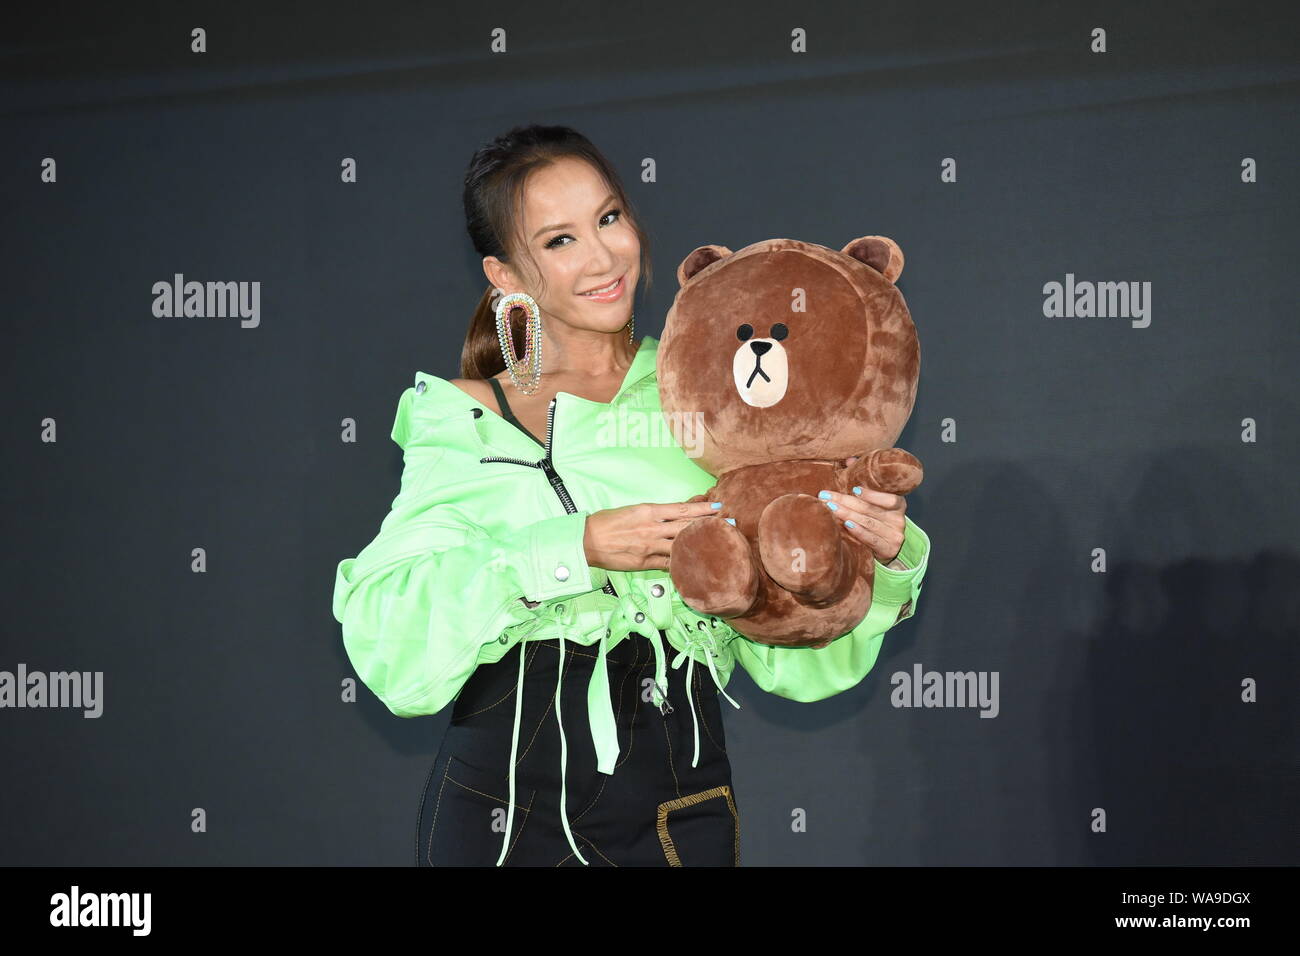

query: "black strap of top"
xmin=487 ymin=377 xmax=546 ymax=449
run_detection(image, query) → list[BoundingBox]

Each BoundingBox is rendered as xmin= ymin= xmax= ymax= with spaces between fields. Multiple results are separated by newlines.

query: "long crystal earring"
xmin=626 ymin=311 xmax=635 ymax=346
xmin=494 ymin=290 xmax=543 ymax=395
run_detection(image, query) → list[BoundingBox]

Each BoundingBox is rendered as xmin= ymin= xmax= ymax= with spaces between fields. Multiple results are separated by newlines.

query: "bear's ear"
xmin=677 ymin=244 xmax=733 ymax=287
xmin=841 ymin=236 xmax=904 ymax=284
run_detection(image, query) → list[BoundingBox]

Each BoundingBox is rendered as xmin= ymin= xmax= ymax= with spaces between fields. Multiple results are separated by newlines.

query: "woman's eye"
xmin=544 ymin=209 xmax=622 ymax=249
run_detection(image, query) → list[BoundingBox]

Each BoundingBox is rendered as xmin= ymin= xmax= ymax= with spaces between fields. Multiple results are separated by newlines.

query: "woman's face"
xmin=487 ymin=155 xmax=640 ymax=336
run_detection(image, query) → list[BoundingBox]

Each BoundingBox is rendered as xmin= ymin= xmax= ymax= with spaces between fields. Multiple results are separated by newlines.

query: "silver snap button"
xmin=498 ymin=634 xmax=508 ymax=644
xmin=634 ymin=612 xmax=645 ymax=623
xmin=415 ymin=381 xmax=426 ymax=394
xmin=555 ymin=603 xmax=565 ymax=615
xmin=650 ymin=583 xmax=664 ymax=598
xmin=553 ymin=565 xmax=570 ymax=581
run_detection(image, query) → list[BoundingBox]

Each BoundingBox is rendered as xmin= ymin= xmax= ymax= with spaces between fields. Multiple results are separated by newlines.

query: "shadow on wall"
xmin=880 ymin=446 xmax=1297 ymax=866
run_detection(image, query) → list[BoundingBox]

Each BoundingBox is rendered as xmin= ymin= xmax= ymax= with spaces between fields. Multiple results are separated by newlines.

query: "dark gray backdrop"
xmin=2 ymin=0 xmax=1297 ymax=865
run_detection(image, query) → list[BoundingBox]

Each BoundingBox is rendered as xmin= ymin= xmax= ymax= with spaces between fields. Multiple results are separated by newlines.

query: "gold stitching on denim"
xmin=455 ymin=641 xmax=542 ymax=721
xmin=572 ymin=634 xmax=643 ymax=824
xmin=458 ymin=637 xmax=632 ymax=724
xmin=655 ymin=785 xmax=740 ymax=867
xmin=500 ymin=789 xmax=537 ymax=865
xmin=429 ymin=767 xmax=536 ymax=866
xmin=513 ymin=644 xmax=568 ymax=766
xmin=415 ymin=752 xmax=442 ymax=866
xmin=571 ymin=774 xmax=609 ymax=826
xmin=661 ymin=706 xmax=682 ymax=797
xmin=553 ymin=832 xmax=619 ymax=867
xmin=514 ymin=638 xmax=632 ymax=786
xmin=424 ymin=761 xmax=453 ymax=866
xmin=692 ymin=665 xmax=726 ymax=756
xmin=615 ymin=635 xmax=650 ymax=771
xmin=534 ymin=639 xmax=604 ymax=660
xmin=445 ymin=774 xmax=535 ymax=810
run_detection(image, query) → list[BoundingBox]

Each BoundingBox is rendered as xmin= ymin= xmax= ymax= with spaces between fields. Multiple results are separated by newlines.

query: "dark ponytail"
xmin=459 ymin=124 xmax=653 ymax=379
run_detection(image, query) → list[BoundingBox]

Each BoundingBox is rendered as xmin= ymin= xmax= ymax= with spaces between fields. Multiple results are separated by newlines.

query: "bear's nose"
xmin=750 ymin=341 xmax=772 ymax=356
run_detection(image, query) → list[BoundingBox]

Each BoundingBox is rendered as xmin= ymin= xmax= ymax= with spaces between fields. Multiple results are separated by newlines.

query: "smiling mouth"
xmin=579 ymin=274 xmax=625 ymax=297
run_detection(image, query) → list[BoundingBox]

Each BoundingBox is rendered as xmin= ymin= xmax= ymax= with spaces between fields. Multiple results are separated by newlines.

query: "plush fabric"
xmin=657 ymin=235 xmax=924 ymax=648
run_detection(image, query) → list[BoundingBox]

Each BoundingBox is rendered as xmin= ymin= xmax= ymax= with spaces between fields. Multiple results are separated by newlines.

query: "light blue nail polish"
xmin=725 ymin=517 xmax=736 ymax=525
xmin=845 ymin=520 xmax=856 ymax=529
xmin=710 ymin=501 xmax=722 ymax=509
xmin=825 ymin=501 xmax=838 ymax=511
xmin=852 ymin=486 xmax=862 ymax=495
xmin=817 ymin=490 xmax=830 ymax=499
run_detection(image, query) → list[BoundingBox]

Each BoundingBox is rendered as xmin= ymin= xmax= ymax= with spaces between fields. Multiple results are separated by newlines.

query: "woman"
xmin=332 ymin=124 xmax=931 ymax=867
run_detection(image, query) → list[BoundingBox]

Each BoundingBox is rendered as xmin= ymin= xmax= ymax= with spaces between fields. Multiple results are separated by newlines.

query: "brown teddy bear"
xmin=657 ymin=235 xmax=923 ymax=649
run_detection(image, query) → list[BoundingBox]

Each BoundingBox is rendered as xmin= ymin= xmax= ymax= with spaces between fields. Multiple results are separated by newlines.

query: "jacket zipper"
xmin=479 ymin=396 xmax=619 ymax=599
xmin=479 ymin=397 xmax=675 ymax=713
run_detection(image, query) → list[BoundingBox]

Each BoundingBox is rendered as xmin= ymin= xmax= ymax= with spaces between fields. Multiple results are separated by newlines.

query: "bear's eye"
xmin=736 ymin=324 xmax=753 ymax=342
xmin=770 ymin=323 xmax=788 ymax=341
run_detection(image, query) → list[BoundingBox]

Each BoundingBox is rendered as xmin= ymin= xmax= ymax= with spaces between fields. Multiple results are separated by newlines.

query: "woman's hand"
xmin=584 ymin=499 xmax=724 ymax=572
xmin=820 ymin=455 xmax=907 ymax=565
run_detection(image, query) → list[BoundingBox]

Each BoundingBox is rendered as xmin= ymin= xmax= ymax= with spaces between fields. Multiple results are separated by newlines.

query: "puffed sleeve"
xmin=332 ymin=387 xmax=607 ymax=717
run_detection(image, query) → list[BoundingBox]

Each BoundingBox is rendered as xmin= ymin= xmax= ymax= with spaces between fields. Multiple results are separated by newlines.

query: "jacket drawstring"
xmin=609 ymin=577 xmax=673 ymax=711
xmin=495 ymin=619 xmax=591 ymax=866
xmin=496 ymin=635 xmax=531 ymax=866
xmin=495 ymin=583 xmax=739 ymax=867
xmin=670 ymin=617 xmax=743 ymax=769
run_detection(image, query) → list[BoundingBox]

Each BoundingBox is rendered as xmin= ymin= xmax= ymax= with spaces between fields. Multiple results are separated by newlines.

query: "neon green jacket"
xmin=332 ymin=334 xmax=931 ymax=865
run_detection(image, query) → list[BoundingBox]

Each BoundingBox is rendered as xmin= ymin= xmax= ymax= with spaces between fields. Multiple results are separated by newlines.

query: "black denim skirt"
xmin=416 ymin=629 xmax=740 ymax=867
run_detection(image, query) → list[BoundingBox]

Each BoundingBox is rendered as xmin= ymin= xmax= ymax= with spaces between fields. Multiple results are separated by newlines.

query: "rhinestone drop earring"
xmin=494 ymin=290 xmax=543 ymax=395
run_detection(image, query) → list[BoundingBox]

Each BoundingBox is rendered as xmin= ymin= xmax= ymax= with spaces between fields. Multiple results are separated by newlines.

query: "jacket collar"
xmin=610 ymin=333 xmax=659 ymax=403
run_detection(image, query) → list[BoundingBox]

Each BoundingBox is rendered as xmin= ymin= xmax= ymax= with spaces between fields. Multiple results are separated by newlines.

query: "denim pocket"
xmin=423 ymin=755 xmax=538 ymax=866
xmin=655 ymin=784 xmax=740 ymax=867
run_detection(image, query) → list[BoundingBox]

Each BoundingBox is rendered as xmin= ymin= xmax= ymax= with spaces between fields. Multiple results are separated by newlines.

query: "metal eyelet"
xmin=634 ymin=612 xmax=645 ymax=623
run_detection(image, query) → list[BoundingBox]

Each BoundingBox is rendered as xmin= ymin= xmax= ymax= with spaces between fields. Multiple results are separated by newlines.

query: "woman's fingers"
xmin=624 ymin=500 xmax=724 ymax=570
xmin=815 ymin=486 xmax=906 ymax=562
xmin=821 ymin=486 xmax=905 ymax=515
xmin=650 ymin=500 xmax=724 ymax=521
xmin=657 ymin=514 xmax=713 ymax=533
